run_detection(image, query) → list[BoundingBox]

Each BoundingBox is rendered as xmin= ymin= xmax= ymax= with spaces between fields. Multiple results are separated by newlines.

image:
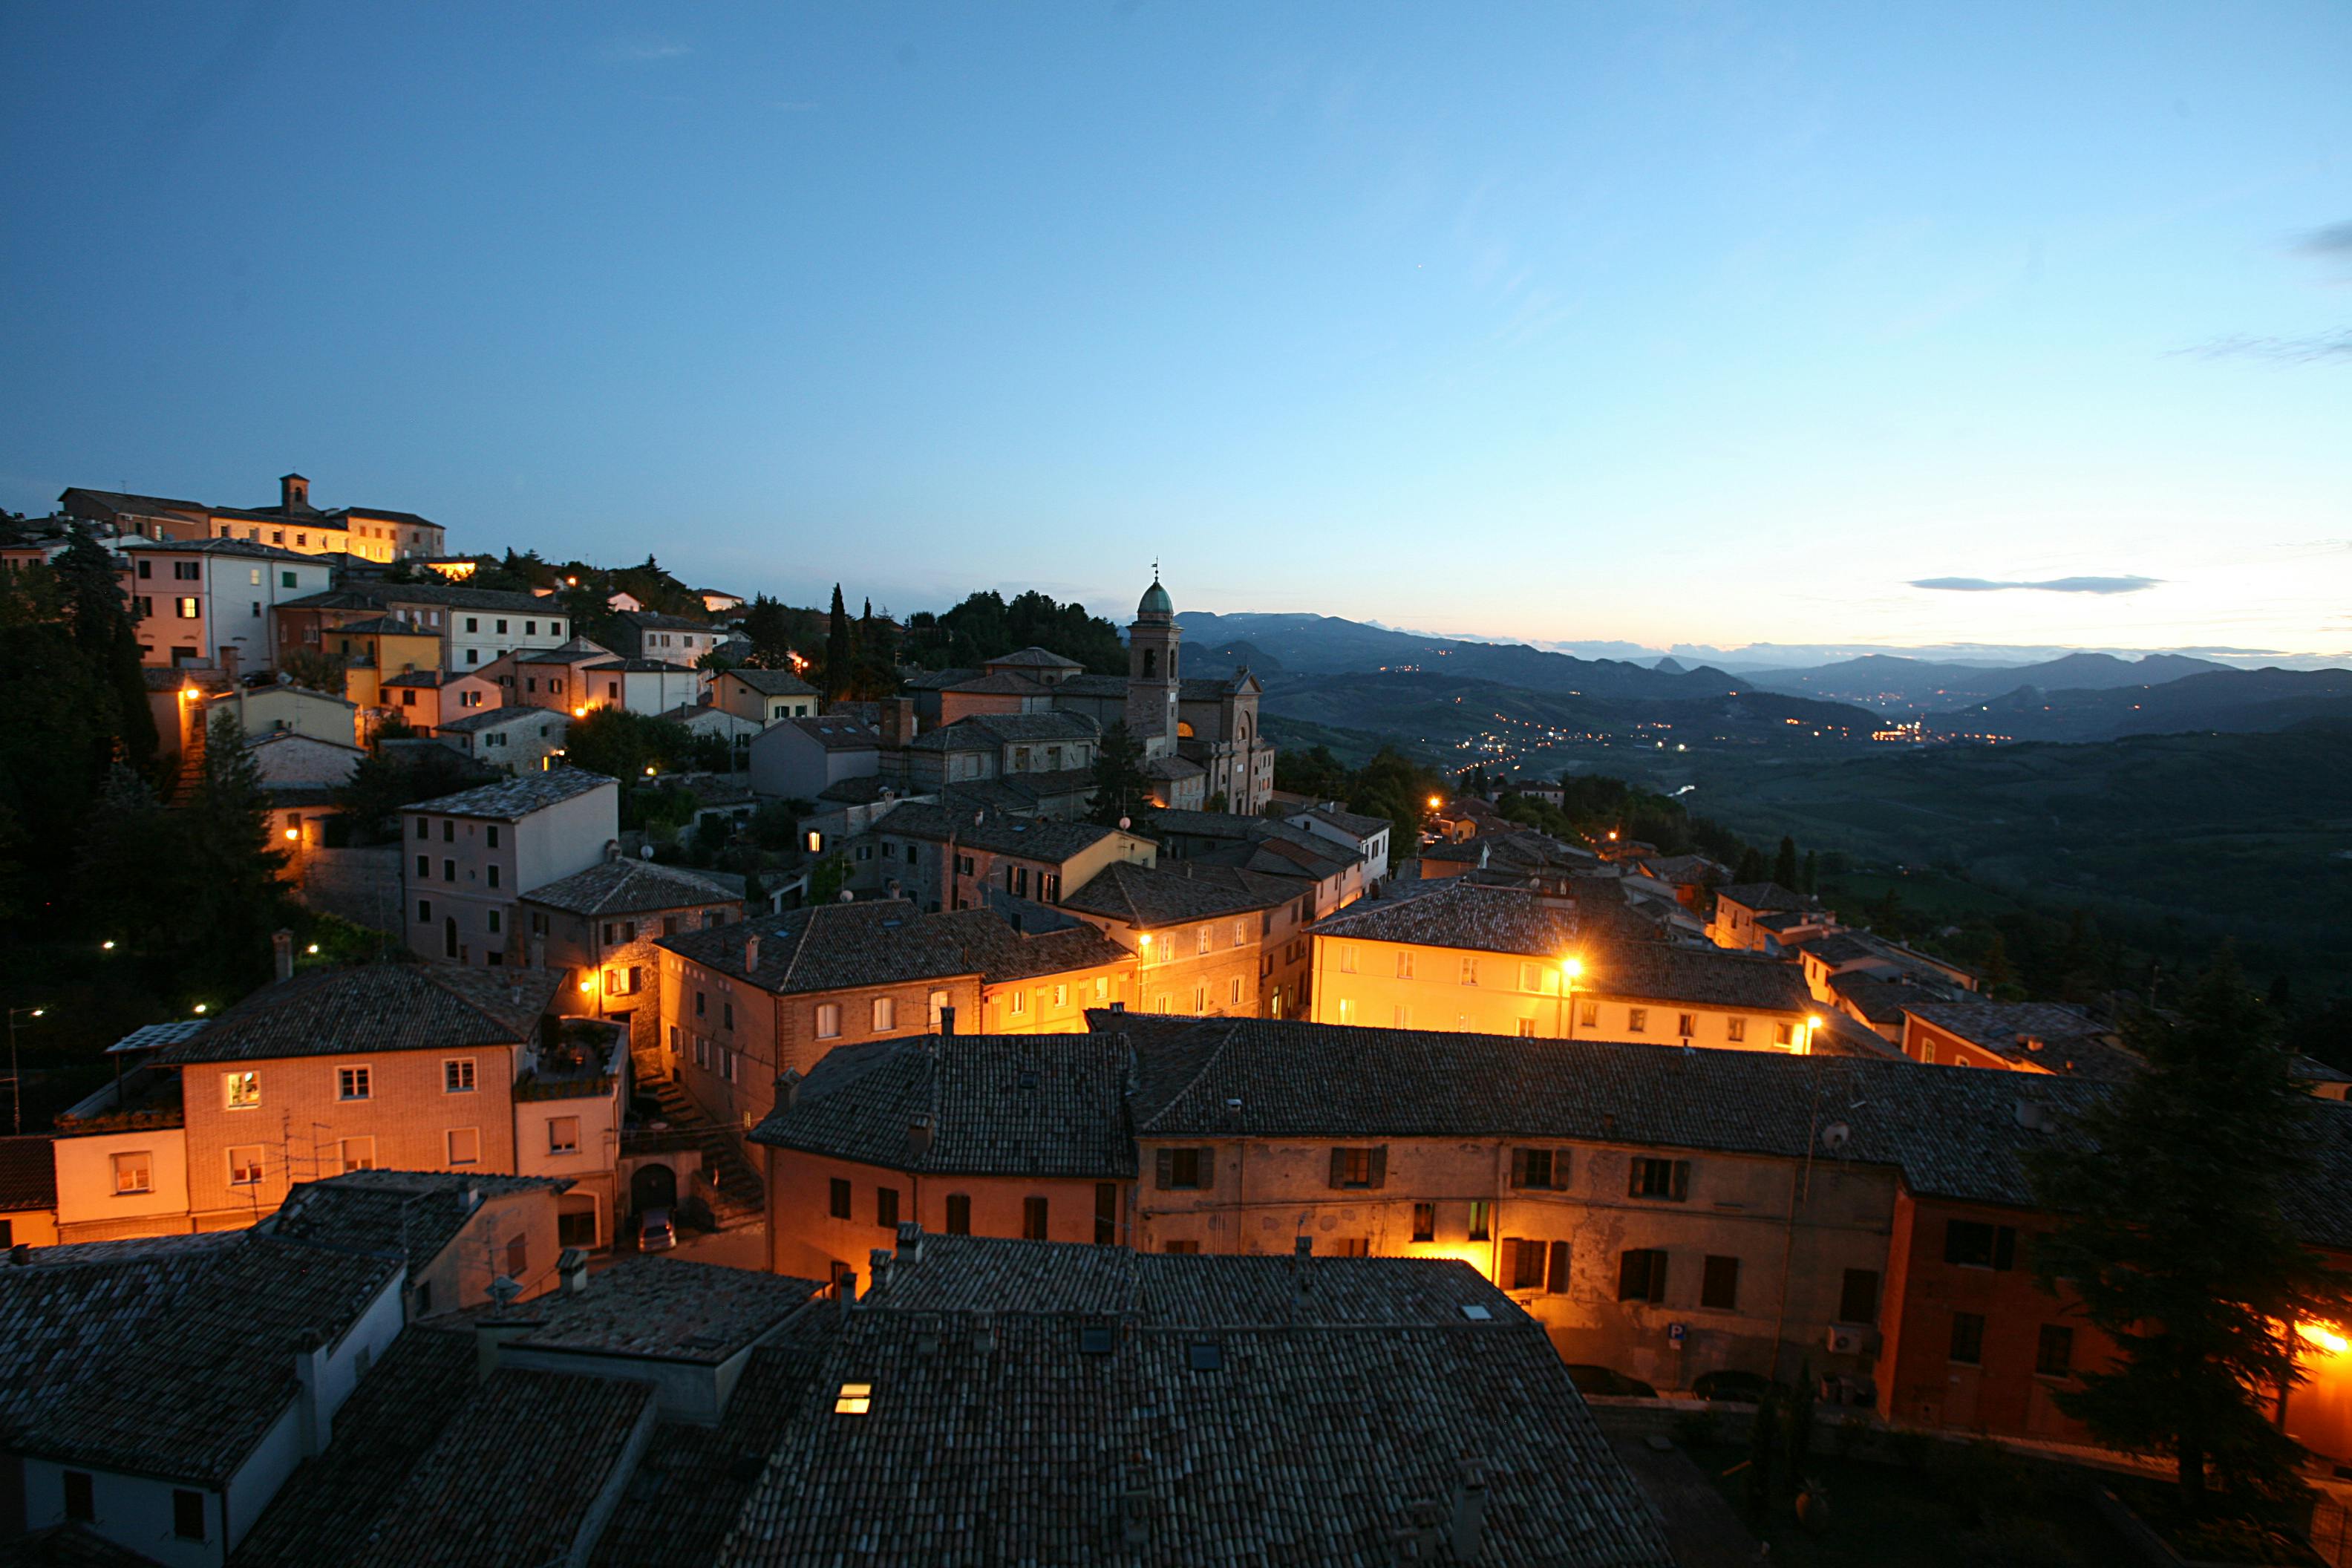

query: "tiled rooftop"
xmin=341 ymin=1368 xmax=657 ymax=1568
xmin=932 ymin=907 xmax=1134 ymax=984
xmin=0 ymin=1135 xmax=57 ymax=1212
xmin=1308 ymin=878 xmax=1579 ymax=958
xmin=780 ymin=714 xmax=883 ymax=751
xmin=716 ymin=1235 xmax=1674 ymax=1567
xmin=523 ymin=858 xmax=740 ymax=918
xmin=751 ymin=1032 xmax=1140 ymax=1179
xmin=659 ymin=899 xmax=975 ymax=995
xmin=876 ymin=800 xmax=1131 ymax=863
xmin=1059 ymin=860 xmax=1296 ymax=927
xmin=722 ymin=668 xmax=820 ymax=696
xmin=10 ymin=1232 xmax=399 ymax=1483
xmin=1712 ymin=881 xmax=1810 ymax=911
xmin=423 ymin=705 xmax=563 ymax=735
xmin=906 ymin=710 xmax=1099 ymax=751
xmin=408 ymin=765 xmax=615 ymax=817
xmin=462 ymin=1256 xmax=825 ymax=1364
xmin=152 ymin=964 xmax=564 ymax=1063
xmin=1904 ymin=1000 xmax=2142 ymax=1079
xmin=266 ymin=1171 xmax=570 ymax=1276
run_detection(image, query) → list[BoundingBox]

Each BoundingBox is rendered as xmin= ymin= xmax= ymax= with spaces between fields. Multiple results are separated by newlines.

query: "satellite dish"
xmin=1118 ymin=816 xmax=1131 ymax=831
xmin=487 ymin=1274 xmax=523 ymax=1307
xmin=639 ymin=843 xmax=654 ymax=860
xmin=837 ymin=889 xmax=854 ymax=903
xmin=1820 ymin=1121 xmax=1851 ymax=1152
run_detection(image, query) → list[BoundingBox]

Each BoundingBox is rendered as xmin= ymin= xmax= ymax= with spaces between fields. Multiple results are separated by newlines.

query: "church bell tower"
xmin=1126 ymin=568 xmax=1180 ymax=755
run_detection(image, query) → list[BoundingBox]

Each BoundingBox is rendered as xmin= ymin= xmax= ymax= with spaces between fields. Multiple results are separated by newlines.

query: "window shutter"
xmin=1503 ymin=1236 xmax=1524 ymax=1284
xmin=1994 ymin=1226 xmax=2017 ymax=1272
xmin=1671 ymin=1160 xmax=1690 ymax=1200
xmin=1329 ymin=1149 xmax=1348 ymax=1189
xmin=1617 ymin=1250 xmax=1643 ymax=1301
xmin=1552 ymin=1149 xmax=1572 ymax=1190
xmin=1547 ymin=1240 xmax=1572 ymax=1293
xmin=1199 ymin=1148 xmax=1216 ymax=1189
xmin=1368 ymin=1145 xmax=1387 ymax=1190
xmin=1157 ymin=1149 xmax=1175 ymax=1190
xmin=1626 ymin=1162 xmax=1643 ymax=1199
xmin=1509 ymin=1148 xmax=1530 ymax=1188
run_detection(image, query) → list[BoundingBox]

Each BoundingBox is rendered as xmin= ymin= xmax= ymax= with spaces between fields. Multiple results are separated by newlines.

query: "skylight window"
xmin=1189 ymin=1342 xmax=1223 ymax=1371
xmin=1458 ymin=1304 xmax=1493 ymax=1322
xmin=834 ymin=1382 xmax=872 ymax=1415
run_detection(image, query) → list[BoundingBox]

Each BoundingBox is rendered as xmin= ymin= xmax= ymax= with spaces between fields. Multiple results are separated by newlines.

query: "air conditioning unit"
xmin=1825 ymin=1324 xmax=1878 ymax=1356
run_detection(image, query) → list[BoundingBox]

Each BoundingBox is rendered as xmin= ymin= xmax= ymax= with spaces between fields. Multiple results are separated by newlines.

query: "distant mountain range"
xmin=1929 ymin=667 xmax=2352 ymax=742
xmin=1174 ymin=608 xmax=2352 ymax=748
xmin=1177 ymin=610 xmax=1742 ymax=699
xmin=1741 ymin=652 xmax=2232 ymax=712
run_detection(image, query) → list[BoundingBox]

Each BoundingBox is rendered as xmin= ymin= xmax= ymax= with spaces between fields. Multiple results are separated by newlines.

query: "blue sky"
xmin=2 ymin=3 xmax=2345 ymax=659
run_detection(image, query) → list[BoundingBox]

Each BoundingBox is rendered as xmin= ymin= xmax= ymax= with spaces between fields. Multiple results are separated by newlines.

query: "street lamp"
xmin=1557 ymin=956 xmax=1584 ymax=1041
xmin=7 ymin=1005 xmax=46 ymax=1135
xmin=1805 ymin=1013 xmax=1823 ymax=1055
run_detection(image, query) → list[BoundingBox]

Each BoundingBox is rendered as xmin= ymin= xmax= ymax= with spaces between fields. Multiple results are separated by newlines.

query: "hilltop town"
xmin=1 ymin=475 xmax=2347 ymax=1567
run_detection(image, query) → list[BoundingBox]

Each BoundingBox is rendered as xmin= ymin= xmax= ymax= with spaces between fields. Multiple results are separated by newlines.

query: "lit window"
xmin=835 ymin=1382 xmax=872 ymax=1415
xmin=1459 ymin=957 xmax=1478 ymax=986
xmin=1627 ymin=1007 xmax=1648 ymax=1034
xmin=223 ymin=1070 xmax=260 ymax=1110
xmin=112 ymin=1151 xmax=152 ymax=1194
xmin=228 ymin=1146 xmax=264 ymax=1186
xmin=872 ymin=996 xmax=895 ymax=1032
xmin=1009 ymin=990 xmax=1027 ymax=1016
xmin=1395 ymin=951 xmax=1414 ymax=979
xmin=1726 ymin=1018 xmax=1747 ymax=1043
xmin=1338 ymin=944 xmax=1357 ymax=974
xmin=817 ymin=1003 xmax=841 ymax=1039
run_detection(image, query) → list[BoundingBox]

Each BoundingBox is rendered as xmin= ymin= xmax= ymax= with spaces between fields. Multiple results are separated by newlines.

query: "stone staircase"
xmin=645 ymin=1074 xmax=765 ymax=1230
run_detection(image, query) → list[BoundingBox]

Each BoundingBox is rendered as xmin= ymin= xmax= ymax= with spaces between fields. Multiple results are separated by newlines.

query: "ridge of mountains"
xmin=1177 ymin=609 xmax=2352 ymax=744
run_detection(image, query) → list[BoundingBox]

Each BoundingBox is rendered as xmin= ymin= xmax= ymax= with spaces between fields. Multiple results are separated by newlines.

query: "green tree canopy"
xmin=2028 ymin=955 xmax=2348 ymax=1513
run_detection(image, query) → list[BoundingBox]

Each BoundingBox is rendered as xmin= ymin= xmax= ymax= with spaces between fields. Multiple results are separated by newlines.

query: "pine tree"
xmin=183 ymin=710 xmax=290 ymax=989
xmin=1800 ymin=849 xmax=1819 ymax=895
xmin=53 ymin=532 xmax=157 ymax=773
xmin=1774 ymin=835 xmax=1800 ymax=891
xmin=1734 ymin=846 xmax=1765 ymax=884
xmin=2028 ymin=955 xmax=2347 ymax=1513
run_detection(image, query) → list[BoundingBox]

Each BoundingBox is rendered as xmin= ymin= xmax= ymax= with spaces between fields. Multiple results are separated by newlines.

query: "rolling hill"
xmin=1174 ymin=610 xmax=1742 ymax=699
xmin=1743 ymin=651 xmax=2229 ymax=711
xmin=1928 ymin=667 xmax=2352 ymax=742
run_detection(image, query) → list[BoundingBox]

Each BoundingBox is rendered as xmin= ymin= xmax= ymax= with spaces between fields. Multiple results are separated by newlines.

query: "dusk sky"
xmin=3 ymin=3 xmax=2345 ymax=660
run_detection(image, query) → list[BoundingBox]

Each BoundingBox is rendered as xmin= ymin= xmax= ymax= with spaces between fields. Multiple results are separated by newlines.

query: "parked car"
xmin=1693 ymin=1369 xmax=1773 ymax=1403
xmin=1561 ymin=1364 xmax=1658 ymax=1399
xmin=638 ymin=1207 xmax=676 ymax=1252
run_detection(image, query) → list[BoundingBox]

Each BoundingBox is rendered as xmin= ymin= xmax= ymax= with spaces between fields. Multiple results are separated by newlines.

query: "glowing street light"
xmin=1557 ymin=955 xmax=1585 ymax=1042
xmin=192 ymin=1003 xmax=209 ymax=1014
xmin=306 ymin=944 xmax=319 ymax=955
xmin=99 ymin=940 xmax=115 ymax=951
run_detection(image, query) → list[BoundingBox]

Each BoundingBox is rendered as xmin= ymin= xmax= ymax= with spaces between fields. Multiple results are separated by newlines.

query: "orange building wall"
xmin=765 ymin=1147 xmax=1125 ymax=1286
xmin=180 ymin=1046 xmax=520 ymax=1226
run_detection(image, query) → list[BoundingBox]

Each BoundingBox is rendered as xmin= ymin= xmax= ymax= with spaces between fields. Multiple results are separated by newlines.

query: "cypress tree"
xmin=1774 ymin=835 xmax=1800 ymax=891
xmin=825 ymin=584 xmax=852 ymax=699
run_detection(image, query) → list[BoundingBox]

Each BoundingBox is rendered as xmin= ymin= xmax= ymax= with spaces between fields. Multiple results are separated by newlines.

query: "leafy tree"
xmin=1088 ymin=722 xmax=1155 ymax=832
xmin=562 ymin=708 xmax=693 ymax=782
xmin=808 ymin=852 xmax=851 ymax=904
xmin=180 ymin=710 xmax=290 ymax=986
xmin=2028 ymin=956 xmax=2348 ymax=1513
xmin=908 ymin=588 xmax=1127 ymax=674
xmin=53 ymin=532 xmax=156 ymax=774
xmin=1774 ymin=835 xmax=1800 ymax=890
xmin=336 ymin=746 xmax=491 ymax=843
xmin=278 ymin=649 xmax=349 ymax=695
xmin=739 ymin=594 xmax=804 ymax=670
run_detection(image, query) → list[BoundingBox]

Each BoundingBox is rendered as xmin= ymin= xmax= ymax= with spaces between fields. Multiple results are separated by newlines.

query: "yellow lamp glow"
xmin=100 ymin=940 xmax=115 ymax=951
xmin=2300 ymin=1323 xmax=2350 ymax=1356
xmin=284 ymin=827 xmax=300 ymax=840
xmin=1427 ymin=795 xmax=1443 ymax=810
xmin=573 ymin=706 xmax=588 ymax=718
xmin=306 ymin=944 xmax=319 ymax=954
xmin=1561 ymin=957 xmax=1584 ymax=981
xmin=192 ymin=1003 xmax=208 ymax=1014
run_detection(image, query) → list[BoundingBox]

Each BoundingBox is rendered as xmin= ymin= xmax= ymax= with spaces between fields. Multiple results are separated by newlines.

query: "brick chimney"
xmin=281 ymin=473 xmax=310 ymax=512
xmin=744 ymin=931 xmax=761 ymax=972
xmin=558 ymin=1247 xmax=589 ymax=1295
xmin=272 ymin=929 xmax=295 ymax=984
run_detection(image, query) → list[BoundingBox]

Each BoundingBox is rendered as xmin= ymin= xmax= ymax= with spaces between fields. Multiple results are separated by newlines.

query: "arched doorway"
xmin=630 ymin=1162 xmax=677 ymax=1215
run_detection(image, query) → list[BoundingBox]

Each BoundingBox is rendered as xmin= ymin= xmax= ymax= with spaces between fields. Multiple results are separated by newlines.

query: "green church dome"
xmin=1137 ymin=576 xmax=1173 ymax=617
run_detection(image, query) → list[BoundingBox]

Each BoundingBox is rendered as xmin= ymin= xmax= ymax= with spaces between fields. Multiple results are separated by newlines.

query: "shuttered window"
xmin=1617 ymin=1248 xmax=1668 ymax=1303
xmin=1328 ymin=1146 xmax=1386 ymax=1189
xmin=1509 ymin=1147 xmax=1572 ymax=1190
xmin=1155 ymin=1147 xmax=1215 ymax=1190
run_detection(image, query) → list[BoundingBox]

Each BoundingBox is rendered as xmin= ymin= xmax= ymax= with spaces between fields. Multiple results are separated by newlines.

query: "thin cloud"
xmin=1910 ymin=575 xmax=2163 ymax=596
xmin=607 ymin=39 xmax=693 ymax=62
xmin=2299 ymin=220 xmax=2352 ymax=255
xmin=2186 ymin=330 xmax=2352 ymax=363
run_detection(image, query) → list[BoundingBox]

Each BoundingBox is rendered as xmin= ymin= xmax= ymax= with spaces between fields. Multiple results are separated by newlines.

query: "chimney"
xmin=744 ymin=932 xmax=761 ymax=972
xmin=1293 ymin=1235 xmax=1313 ymax=1260
xmin=604 ymin=839 xmax=622 ymax=863
xmin=1448 ymin=1465 xmax=1489 ymax=1561
xmin=836 ymin=1271 xmax=858 ymax=1316
xmin=774 ymin=1069 xmax=803 ymax=1111
xmin=938 ymin=1005 xmax=956 ymax=1037
xmin=895 ymin=1221 xmax=924 ymax=1265
xmin=280 ymin=473 xmax=310 ymax=512
xmin=558 ymin=1247 xmax=589 ymax=1294
xmin=272 ymin=929 xmax=295 ymax=984
xmin=867 ymin=1246 xmax=894 ymax=1296
xmin=9 ymin=1244 xmax=30 ymax=1266
xmin=292 ymin=1328 xmax=333 ymax=1454
xmin=906 ymin=1116 xmax=934 ymax=1162
xmin=474 ymin=1316 xmax=535 ymax=1384
xmin=973 ymin=1313 xmax=996 ymax=1355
